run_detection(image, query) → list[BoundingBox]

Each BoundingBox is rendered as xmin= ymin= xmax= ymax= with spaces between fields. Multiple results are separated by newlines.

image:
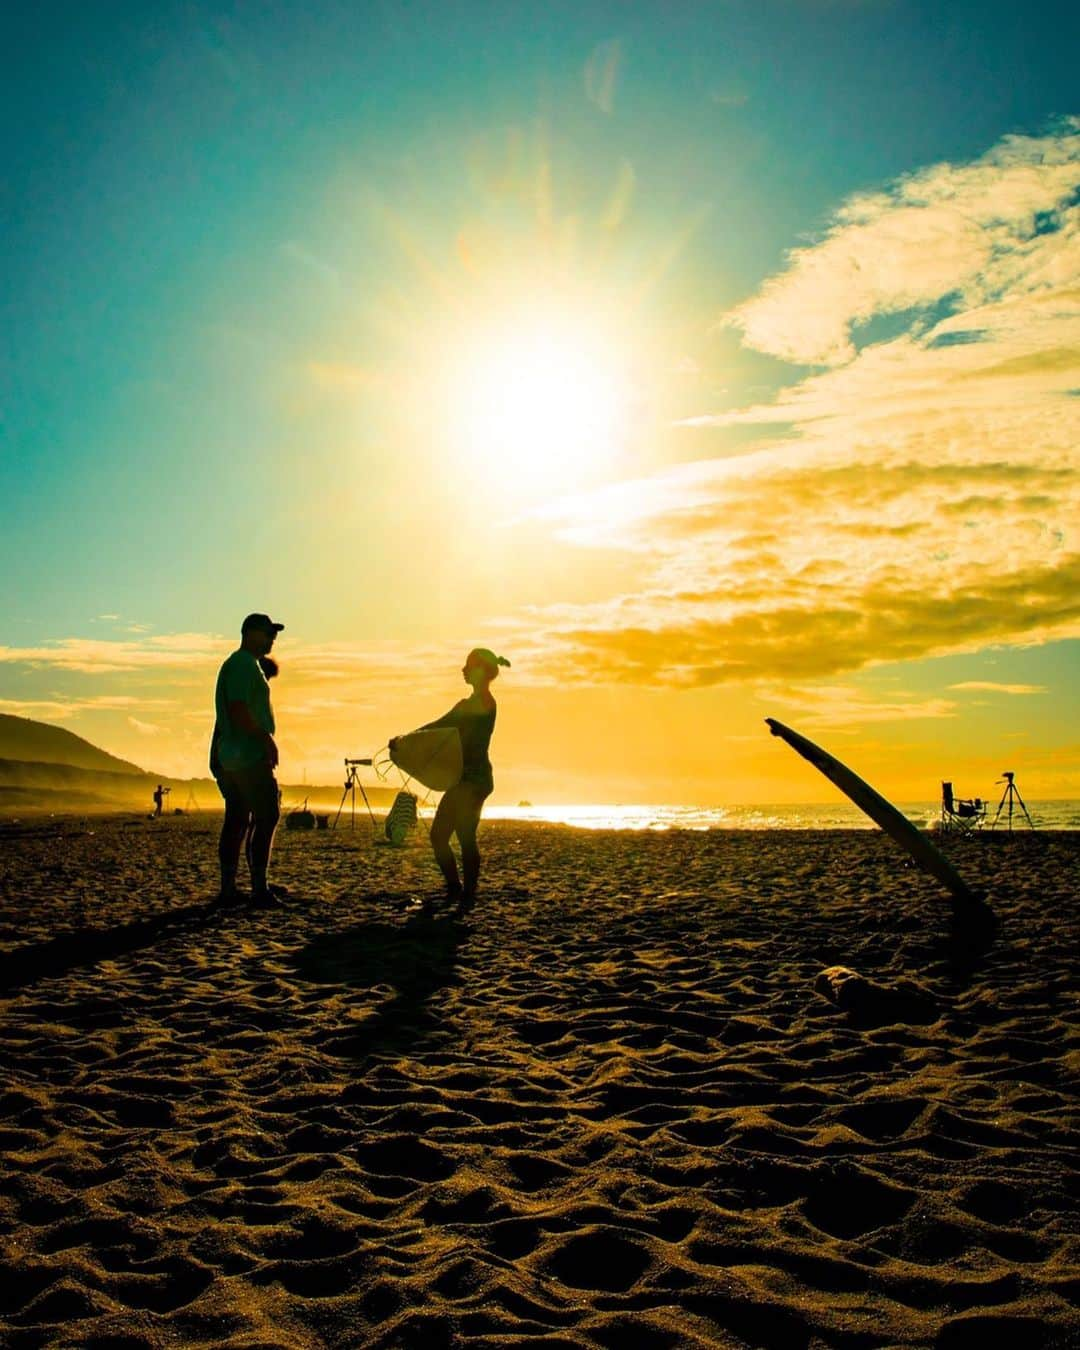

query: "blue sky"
xmin=1 ymin=1 xmax=1077 ymax=798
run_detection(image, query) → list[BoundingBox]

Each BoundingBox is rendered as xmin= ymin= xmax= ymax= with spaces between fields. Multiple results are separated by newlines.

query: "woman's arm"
xmin=418 ymin=701 xmax=466 ymax=732
xmin=390 ymin=701 xmax=467 ymax=749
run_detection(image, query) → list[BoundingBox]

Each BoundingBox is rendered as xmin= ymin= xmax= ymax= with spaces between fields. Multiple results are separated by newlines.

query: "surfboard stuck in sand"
xmin=765 ymin=717 xmax=987 ymax=913
xmin=389 ymin=727 xmax=463 ymax=792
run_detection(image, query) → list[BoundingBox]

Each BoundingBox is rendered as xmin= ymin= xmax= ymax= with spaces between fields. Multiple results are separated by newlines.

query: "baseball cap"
xmin=241 ymin=613 xmax=285 ymax=635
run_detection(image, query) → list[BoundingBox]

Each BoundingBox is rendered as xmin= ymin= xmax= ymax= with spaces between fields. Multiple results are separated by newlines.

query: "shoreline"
xmin=2 ymin=805 xmax=1077 ymax=832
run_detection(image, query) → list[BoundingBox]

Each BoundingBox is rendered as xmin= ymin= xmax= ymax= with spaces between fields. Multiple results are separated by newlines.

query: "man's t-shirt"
xmin=213 ymin=649 xmax=275 ymax=772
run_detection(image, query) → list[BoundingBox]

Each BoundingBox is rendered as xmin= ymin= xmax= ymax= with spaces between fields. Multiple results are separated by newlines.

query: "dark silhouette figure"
xmin=211 ymin=613 xmax=284 ymax=906
xmin=393 ymin=648 xmax=509 ymax=914
xmin=152 ymin=783 xmax=167 ymax=816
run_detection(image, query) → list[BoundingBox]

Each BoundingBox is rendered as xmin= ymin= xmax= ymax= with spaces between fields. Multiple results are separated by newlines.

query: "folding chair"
xmin=940 ymin=781 xmax=986 ymax=834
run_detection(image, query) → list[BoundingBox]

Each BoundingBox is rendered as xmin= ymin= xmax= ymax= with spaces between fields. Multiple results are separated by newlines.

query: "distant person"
xmin=394 ymin=648 xmax=509 ymax=914
xmin=211 ymin=614 xmax=284 ymax=906
xmin=152 ymin=784 xmax=165 ymax=817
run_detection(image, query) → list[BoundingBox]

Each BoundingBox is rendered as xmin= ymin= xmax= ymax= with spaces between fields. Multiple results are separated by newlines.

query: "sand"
xmin=0 ymin=815 xmax=1076 ymax=1348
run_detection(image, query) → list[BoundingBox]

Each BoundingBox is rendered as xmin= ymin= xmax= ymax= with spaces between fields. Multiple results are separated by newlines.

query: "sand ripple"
xmin=0 ymin=817 xmax=1077 ymax=1346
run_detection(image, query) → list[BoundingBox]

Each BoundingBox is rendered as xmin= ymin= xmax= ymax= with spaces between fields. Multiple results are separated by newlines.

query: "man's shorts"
xmin=216 ymin=762 xmax=280 ymax=819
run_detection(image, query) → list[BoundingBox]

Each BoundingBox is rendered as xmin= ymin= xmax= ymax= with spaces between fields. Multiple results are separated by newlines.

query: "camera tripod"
xmin=990 ymin=771 xmax=1035 ymax=832
xmin=332 ymin=758 xmax=378 ymax=830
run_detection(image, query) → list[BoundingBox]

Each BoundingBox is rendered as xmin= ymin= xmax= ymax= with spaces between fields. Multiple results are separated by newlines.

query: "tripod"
xmin=990 ymin=771 xmax=1035 ymax=832
xmin=332 ymin=758 xmax=378 ymax=830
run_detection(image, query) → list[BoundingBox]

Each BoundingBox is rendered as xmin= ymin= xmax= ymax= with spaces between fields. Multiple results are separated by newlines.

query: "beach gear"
xmin=765 ymin=718 xmax=986 ymax=912
xmin=385 ymin=790 xmax=419 ymax=845
xmin=940 ymin=782 xmax=987 ymax=834
xmin=389 ymin=727 xmax=463 ymax=791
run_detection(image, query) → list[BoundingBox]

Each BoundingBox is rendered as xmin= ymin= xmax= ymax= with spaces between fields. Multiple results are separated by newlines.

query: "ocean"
xmin=482 ymin=800 xmax=1080 ymax=831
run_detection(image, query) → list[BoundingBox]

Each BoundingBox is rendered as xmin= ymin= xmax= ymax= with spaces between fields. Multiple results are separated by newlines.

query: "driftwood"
xmin=814 ymin=965 xmax=938 ymax=1026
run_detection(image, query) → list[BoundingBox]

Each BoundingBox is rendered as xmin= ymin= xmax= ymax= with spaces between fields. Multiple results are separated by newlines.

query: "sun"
xmin=450 ymin=317 xmax=630 ymax=499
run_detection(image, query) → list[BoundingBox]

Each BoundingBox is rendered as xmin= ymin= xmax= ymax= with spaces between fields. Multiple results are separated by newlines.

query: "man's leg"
xmin=217 ymin=775 xmax=249 ymax=897
xmin=243 ymin=765 xmax=281 ymax=898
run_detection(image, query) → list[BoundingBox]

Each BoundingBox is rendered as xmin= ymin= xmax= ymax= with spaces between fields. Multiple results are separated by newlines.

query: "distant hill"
xmin=0 ymin=715 xmax=144 ymax=775
xmin=0 ymin=760 xmax=396 ymax=815
xmin=0 ymin=759 xmax=174 ymax=812
xmin=0 ymin=716 xmax=396 ymax=816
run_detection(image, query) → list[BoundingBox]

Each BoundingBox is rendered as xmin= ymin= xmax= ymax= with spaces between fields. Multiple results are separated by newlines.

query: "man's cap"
xmin=241 ymin=613 xmax=284 ymax=635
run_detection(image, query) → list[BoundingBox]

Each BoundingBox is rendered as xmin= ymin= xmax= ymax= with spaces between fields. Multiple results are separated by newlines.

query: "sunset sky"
xmin=2 ymin=1 xmax=1078 ymax=805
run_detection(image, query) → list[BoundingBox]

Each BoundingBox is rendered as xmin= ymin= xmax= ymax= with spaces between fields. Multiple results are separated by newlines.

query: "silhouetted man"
xmin=152 ymin=783 xmax=166 ymax=816
xmin=211 ymin=613 xmax=284 ymax=906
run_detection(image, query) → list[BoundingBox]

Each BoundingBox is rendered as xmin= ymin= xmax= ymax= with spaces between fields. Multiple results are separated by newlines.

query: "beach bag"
xmin=385 ymin=790 xmax=418 ymax=846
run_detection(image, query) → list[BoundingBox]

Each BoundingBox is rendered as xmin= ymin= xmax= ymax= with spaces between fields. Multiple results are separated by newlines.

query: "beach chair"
xmin=385 ymin=789 xmax=419 ymax=846
xmin=940 ymin=781 xmax=986 ymax=834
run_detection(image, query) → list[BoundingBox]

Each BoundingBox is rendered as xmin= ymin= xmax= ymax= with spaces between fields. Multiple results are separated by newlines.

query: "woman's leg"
xmin=429 ymin=787 xmax=464 ymax=893
xmin=456 ymin=790 xmax=486 ymax=900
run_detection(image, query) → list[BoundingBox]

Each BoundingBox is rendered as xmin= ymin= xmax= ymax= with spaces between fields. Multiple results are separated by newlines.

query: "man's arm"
xmin=227 ymin=700 xmax=278 ymax=767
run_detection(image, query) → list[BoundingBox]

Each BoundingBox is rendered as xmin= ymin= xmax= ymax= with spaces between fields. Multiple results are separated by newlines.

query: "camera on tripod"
xmin=335 ymin=758 xmax=376 ymax=829
xmin=991 ymin=770 xmax=1034 ymax=832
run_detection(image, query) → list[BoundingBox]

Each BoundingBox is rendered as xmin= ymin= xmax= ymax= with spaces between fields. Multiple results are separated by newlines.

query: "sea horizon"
xmin=477 ymin=799 xmax=1080 ymax=831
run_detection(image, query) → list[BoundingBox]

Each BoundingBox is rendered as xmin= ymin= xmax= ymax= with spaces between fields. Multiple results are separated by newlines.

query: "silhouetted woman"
xmin=406 ymin=648 xmax=509 ymax=912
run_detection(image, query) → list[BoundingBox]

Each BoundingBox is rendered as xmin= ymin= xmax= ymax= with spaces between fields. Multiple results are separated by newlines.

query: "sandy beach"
xmin=0 ymin=815 xmax=1076 ymax=1348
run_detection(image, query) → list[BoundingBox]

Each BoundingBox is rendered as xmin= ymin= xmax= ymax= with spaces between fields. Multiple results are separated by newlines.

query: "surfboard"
xmin=765 ymin=717 xmax=984 ymax=910
xmin=390 ymin=727 xmax=463 ymax=792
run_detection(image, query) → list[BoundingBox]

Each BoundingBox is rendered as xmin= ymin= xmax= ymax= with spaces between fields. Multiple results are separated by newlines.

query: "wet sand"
xmin=0 ymin=815 xmax=1076 ymax=1348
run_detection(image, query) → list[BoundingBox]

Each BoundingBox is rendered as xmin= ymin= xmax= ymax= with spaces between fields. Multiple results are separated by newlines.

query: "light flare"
xmin=450 ymin=320 xmax=631 ymax=499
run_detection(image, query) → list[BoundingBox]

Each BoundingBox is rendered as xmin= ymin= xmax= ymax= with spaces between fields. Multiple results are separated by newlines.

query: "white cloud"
xmin=948 ymin=681 xmax=1047 ymax=695
xmin=584 ymin=38 xmax=621 ymax=115
xmin=127 ymin=716 xmax=165 ymax=735
xmin=0 ymin=634 xmax=481 ymax=778
xmin=759 ymin=684 xmax=958 ymax=729
xmin=0 ymin=634 xmax=225 ymax=673
xmin=724 ymin=120 xmax=1080 ymax=367
xmin=0 ymin=695 xmax=172 ymax=720
xmin=280 ymin=240 xmax=341 ymax=285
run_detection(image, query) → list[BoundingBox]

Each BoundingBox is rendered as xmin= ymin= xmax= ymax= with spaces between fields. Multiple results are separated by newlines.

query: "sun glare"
xmin=451 ymin=320 xmax=629 ymax=498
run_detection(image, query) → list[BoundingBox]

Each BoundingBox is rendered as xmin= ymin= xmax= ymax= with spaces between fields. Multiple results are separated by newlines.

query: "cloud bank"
xmin=513 ymin=122 xmax=1080 ymax=690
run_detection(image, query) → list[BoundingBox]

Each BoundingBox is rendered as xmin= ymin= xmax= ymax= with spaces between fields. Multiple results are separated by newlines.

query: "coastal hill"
xmin=0 ymin=715 xmax=394 ymax=814
xmin=0 ymin=714 xmax=144 ymax=775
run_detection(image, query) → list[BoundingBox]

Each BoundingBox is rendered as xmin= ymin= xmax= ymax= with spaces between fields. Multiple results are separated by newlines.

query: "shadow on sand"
xmin=0 ymin=901 xmax=226 ymax=993
xmin=938 ymin=899 xmax=1000 ymax=984
xmin=289 ymin=912 xmax=463 ymax=1060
